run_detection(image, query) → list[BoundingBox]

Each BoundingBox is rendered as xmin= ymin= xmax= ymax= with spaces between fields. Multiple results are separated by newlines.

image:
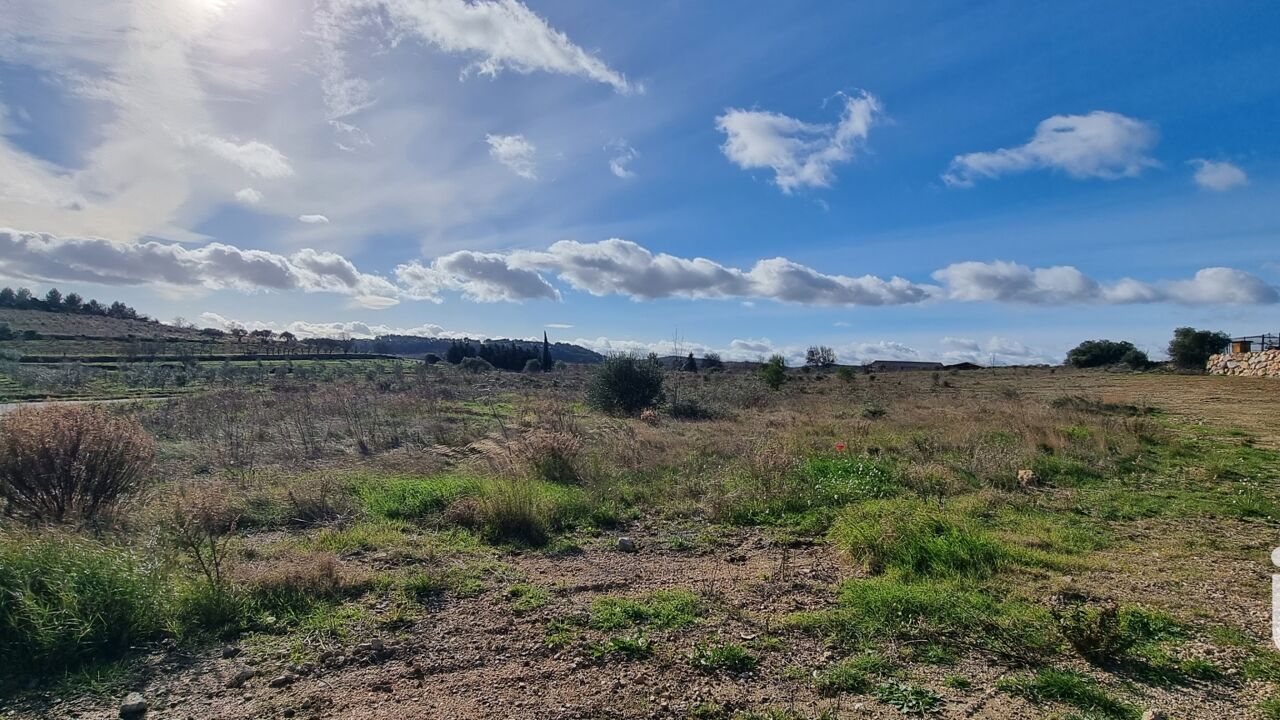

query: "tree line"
xmin=0 ymin=286 xmax=149 ymax=321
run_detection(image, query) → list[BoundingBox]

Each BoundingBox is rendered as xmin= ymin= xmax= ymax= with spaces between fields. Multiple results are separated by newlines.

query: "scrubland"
xmin=2 ymin=363 xmax=1279 ymax=719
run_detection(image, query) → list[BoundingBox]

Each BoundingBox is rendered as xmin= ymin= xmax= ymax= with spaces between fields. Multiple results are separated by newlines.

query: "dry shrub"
xmin=0 ymin=405 xmax=156 ymax=524
xmin=234 ymin=551 xmax=371 ymax=602
xmin=442 ymin=496 xmax=484 ymax=530
xmin=280 ymin=476 xmax=356 ymax=527
xmin=472 ymin=402 xmax=587 ymax=484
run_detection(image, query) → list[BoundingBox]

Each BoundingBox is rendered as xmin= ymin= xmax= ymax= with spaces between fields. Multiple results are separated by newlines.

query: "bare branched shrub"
xmin=184 ymin=390 xmax=263 ymax=478
xmin=0 ymin=405 xmax=155 ymax=524
xmin=275 ymin=389 xmax=325 ymax=459
xmin=160 ymin=483 xmax=242 ymax=588
xmin=328 ymin=384 xmax=406 ymax=455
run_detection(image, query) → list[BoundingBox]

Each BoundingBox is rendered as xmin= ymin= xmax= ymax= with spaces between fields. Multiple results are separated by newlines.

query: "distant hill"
xmin=356 ymin=335 xmax=604 ymax=364
xmin=0 ymin=308 xmax=201 ymax=340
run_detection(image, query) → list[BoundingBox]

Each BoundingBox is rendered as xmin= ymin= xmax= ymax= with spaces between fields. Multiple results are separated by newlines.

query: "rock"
xmin=119 ymin=692 xmax=147 ymax=717
xmin=617 ymin=537 xmax=637 ymax=553
xmin=1017 ymin=469 xmax=1039 ymax=488
xmin=221 ymin=646 xmax=241 ymax=659
xmin=1141 ymin=711 xmax=1166 ymax=720
xmin=268 ymin=673 xmax=297 ymax=689
xmin=226 ymin=669 xmax=255 ymax=689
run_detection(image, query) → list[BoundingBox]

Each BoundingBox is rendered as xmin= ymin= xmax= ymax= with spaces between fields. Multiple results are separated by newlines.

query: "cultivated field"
xmin=2 ymin=365 xmax=1279 ymax=719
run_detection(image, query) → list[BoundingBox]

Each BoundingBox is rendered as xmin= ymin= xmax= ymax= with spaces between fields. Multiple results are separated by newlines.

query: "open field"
xmin=2 ymin=365 xmax=1279 ymax=719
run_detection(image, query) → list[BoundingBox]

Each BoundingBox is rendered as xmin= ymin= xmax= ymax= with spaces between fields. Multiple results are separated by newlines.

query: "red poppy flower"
xmin=835 ymin=442 xmax=847 ymax=452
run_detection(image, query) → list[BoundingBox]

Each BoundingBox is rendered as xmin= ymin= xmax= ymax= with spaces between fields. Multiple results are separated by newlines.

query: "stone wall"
xmin=1206 ymin=349 xmax=1280 ymax=377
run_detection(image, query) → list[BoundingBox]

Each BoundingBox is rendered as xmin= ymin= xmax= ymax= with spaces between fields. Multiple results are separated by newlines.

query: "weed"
xmin=875 ymin=681 xmax=942 ymax=715
xmin=690 ymin=640 xmax=758 ymax=675
xmin=942 ymin=674 xmax=971 ymax=689
xmin=588 ymin=633 xmax=653 ymax=661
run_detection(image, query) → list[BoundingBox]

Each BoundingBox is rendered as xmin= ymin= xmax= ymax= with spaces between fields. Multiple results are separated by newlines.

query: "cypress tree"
xmin=541 ymin=331 xmax=553 ymax=371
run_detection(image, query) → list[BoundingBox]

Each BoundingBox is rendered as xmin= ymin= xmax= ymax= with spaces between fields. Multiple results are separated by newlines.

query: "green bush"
xmin=0 ymin=532 xmax=166 ymax=682
xmin=1167 ymin=327 xmax=1230 ymax=370
xmin=586 ymin=353 xmax=665 ymax=415
xmin=1066 ymin=339 xmax=1141 ymax=368
xmin=760 ymin=354 xmax=787 ymax=390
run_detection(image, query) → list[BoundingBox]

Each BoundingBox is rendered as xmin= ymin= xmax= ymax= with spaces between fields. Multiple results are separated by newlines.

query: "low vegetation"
xmin=0 ymin=346 xmax=1276 ymax=718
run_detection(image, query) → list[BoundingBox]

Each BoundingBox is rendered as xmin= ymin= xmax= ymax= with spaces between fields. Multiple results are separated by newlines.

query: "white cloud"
xmin=0 ymin=228 xmax=399 ymax=308
xmin=511 ymin=239 xmax=933 ymax=306
xmin=189 ymin=134 xmax=294 ymax=179
xmin=933 ymin=260 xmax=1278 ymax=305
xmin=1189 ymin=159 xmax=1247 ymax=191
xmin=607 ymin=139 xmax=638 ymax=178
xmin=486 ymin=134 xmax=537 ymax=179
xmin=298 ymin=214 xmax=331 ymax=224
xmin=717 ymin=91 xmax=881 ymax=193
xmin=943 ymin=111 xmax=1158 ymax=187
xmin=397 ymin=249 xmax=560 ymax=302
xmin=234 ymin=188 xmax=263 ymax=204
xmin=545 ymin=323 xmax=573 ymax=329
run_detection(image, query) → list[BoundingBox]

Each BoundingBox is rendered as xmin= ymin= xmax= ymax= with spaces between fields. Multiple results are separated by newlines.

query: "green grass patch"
xmin=997 ymin=669 xmax=1136 ymax=719
xmin=788 ymin=576 xmax=1057 ymax=663
xmin=589 ymin=590 xmax=701 ymax=630
xmin=828 ymin=498 xmax=1010 ymax=578
xmin=506 ymin=583 xmax=550 ymax=613
xmin=814 ymin=652 xmax=894 ymax=696
xmin=353 ymin=473 xmax=482 ymax=520
xmin=0 ymin=533 xmax=166 ymax=685
xmin=305 ymin=519 xmax=409 ymax=553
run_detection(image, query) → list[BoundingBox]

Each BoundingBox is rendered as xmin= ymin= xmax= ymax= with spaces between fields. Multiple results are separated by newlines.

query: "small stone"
xmin=226 ymin=669 xmax=255 ymax=689
xmin=1141 ymin=711 xmax=1166 ymax=720
xmin=282 ymin=709 xmax=295 ymax=718
xmin=268 ymin=673 xmax=297 ymax=689
xmin=221 ymin=646 xmax=241 ymax=659
xmin=119 ymin=692 xmax=147 ymax=718
xmin=617 ymin=537 xmax=637 ymax=553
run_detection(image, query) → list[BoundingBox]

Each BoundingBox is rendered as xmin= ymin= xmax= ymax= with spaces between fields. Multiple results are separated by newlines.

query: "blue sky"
xmin=0 ymin=0 xmax=1277 ymax=364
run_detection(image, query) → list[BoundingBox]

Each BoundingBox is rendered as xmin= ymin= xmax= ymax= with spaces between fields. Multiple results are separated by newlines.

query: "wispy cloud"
xmin=298 ymin=214 xmax=331 ymax=224
xmin=486 ymin=134 xmax=538 ymax=179
xmin=943 ymin=111 xmax=1158 ymax=187
xmin=607 ymin=139 xmax=638 ymax=178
